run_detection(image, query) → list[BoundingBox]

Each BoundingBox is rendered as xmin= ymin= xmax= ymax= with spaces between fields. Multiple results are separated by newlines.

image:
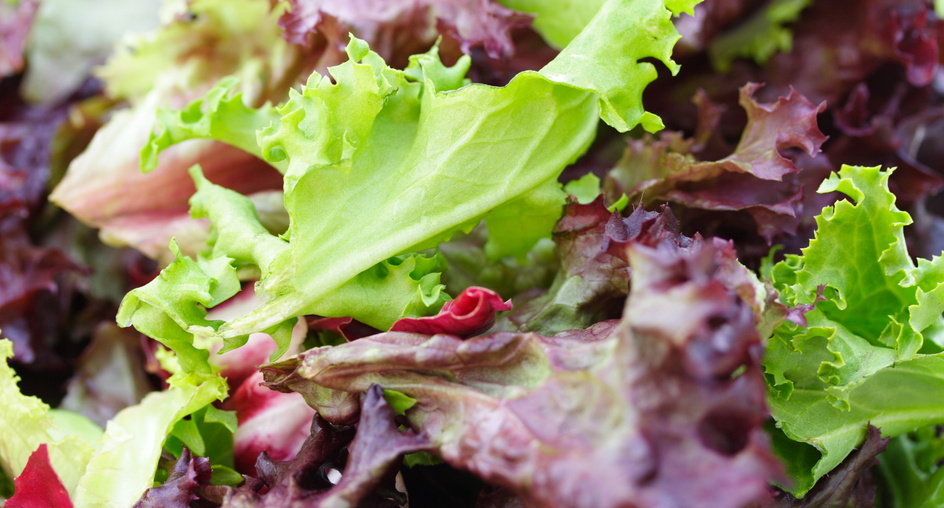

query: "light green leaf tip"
xmin=141 ymin=77 xmax=282 ymax=173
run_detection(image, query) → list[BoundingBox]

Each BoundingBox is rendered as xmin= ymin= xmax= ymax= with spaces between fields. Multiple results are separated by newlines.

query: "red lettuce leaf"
xmin=750 ymin=0 xmax=940 ymax=104
xmin=607 ymin=83 xmax=827 ymax=243
xmin=277 ymin=0 xmax=530 ymax=62
xmin=6 ymin=444 xmax=73 ymax=508
xmin=298 ymin=384 xmax=429 ymax=506
xmin=504 ymin=207 xmax=627 ymax=332
xmin=306 ymin=316 xmax=380 ymax=342
xmin=0 ymin=226 xmax=87 ymax=366
xmin=390 ymin=286 xmax=511 ymax=337
xmin=828 ymin=83 xmax=944 ymax=208
xmin=136 ymin=386 xmax=425 ymax=506
xmin=502 ymin=198 xmax=685 ymax=334
xmin=262 ymin=207 xmax=783 ymax=507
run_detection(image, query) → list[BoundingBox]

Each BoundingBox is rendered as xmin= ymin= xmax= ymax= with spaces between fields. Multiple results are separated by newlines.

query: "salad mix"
xmin=4 ymin=0 xmax=944 ymax=506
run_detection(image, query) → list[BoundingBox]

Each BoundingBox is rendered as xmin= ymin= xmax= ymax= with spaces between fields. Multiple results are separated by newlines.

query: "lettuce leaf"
xmin=277 ymin=0 xmax=531 ymax=60
xmin=606 ymin=83 xmax=827 ymax=242
xmin=0 ymin=339 xmax=100 ymax=498
xmin=19 ymin=0 xmax=159 ymax=104
xmin=0 ymin=336 xmax=227 ymax=506
xmin=765 ymin=165 xmax=944 ymax=496
xmin=5 ymin=444 xmax=74 ymax=508
xmin=49 ymin=0 xmax=296 ymax=261
xmin=120 ymin=0 xmax=698 ymax=358
xmin=72 ymin=367 xmax=228 ymax=507
xmin=877 ymin=426 xmax=944 ymax=507
xmin=707 ymin=0 xmax=813 ymax=72
xmin=262 ymin=206 xmax=781 ymax=507
xmin=496 ymin=0 xmax=606 ymax=49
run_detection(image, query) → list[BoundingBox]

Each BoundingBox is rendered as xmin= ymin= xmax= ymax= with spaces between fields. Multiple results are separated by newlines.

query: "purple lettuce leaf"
xmin=501 ymin=198 xmax=679 ymax=334
xmin=222 ymin=385 xmax=426 ymax=507
xmin=134 ymin=448 xmax=213 ymax=508
xmin=761 ymin=0 xmax=940 ymax=105
xmin=606 ymin=83 xmax=827 ymax=243
xmin=262 ymin=207 xmax=783 ymax=508
xmin=134 ymin=385 xmax=423 ymax=507
xmin=277 ymin=0 xmax=531 ymax=63
xmin=229 ymin=415 xmax=354 ymax=506
xmin=0 ymin=75 xmax=85 ymax=217
xmin=294 ymin=384 xmax=429 ymax=507
xmin=0 ymin=225 xmax=87 ymax=367
xmin=501 ymin=196 xmax=627 ymax=334
xmin=644 ymin=1 xmax=943 ymax=202
xmin=672 ymin=0 xmax=942 ymax=108
xmin=828 ymin=83 xmax=944 ymax=207
xmin=0 ymin=76 xmax=99 ymax=370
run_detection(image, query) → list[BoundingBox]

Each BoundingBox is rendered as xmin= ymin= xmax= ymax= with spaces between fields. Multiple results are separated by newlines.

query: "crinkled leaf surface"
xmin=765 ymin=165 xmax=944 ymax=496
xmin=223 ymin=386 xmax=428 ymax=507
xmin=263 ymin=215 xmax=780 ymax=508
xmin=607 ymin=83 xmax=827 ymax=242
xmin=278 ymin=0 xmax=531 ymax=60
xmin=120 ymin=0 xmax=697 ymax=359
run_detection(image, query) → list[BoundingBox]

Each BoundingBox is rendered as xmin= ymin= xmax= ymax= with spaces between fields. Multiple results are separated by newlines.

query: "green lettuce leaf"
xmin=140 ymin=77 xmax=282 ymax=174
xmin=764 ymin=165 xmax=944 ymax=496
xmin=73 ymin=367 xmax=227 ymax=507
xmin=496 ymin=0 xmax=606 ymax=49
xmin=0 ymin=337 xmax=227 ymax=506
xmin=708 ymin=0 xmax=813 ymax=72
xmin=0 ymin=339 xmax=100 ymax=498
xmin=120 ymin=0 xmax=698 ymax=356
xmin=95 ymin=0 xmax=293 ymax=104
xmin=876 ymin=426 xmax=944 ymax=508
